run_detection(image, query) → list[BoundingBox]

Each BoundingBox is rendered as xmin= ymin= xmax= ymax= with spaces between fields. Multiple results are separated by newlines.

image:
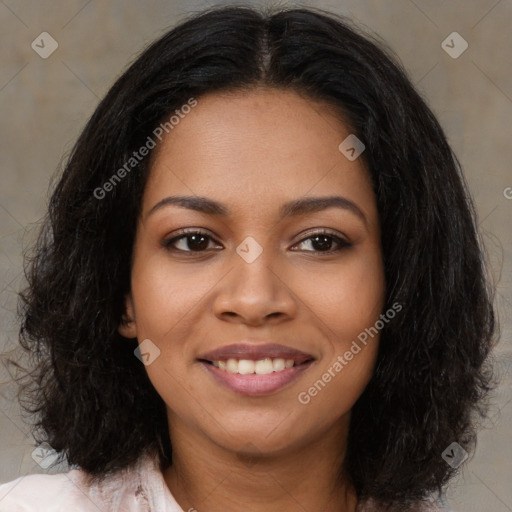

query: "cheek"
xmin=130 ymin=250 xmax=217 ymax=340
xmin=294 ymin=247 xmax=385 ymax=349
xmin=294 ymin=247 xmax=384 ymax=401
xmin=296 ymin=344 xmax=378 ymax=431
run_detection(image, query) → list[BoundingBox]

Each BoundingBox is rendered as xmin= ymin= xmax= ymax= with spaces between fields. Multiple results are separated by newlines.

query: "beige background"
xmin=0 ymin=1 xmax=511 ymax=511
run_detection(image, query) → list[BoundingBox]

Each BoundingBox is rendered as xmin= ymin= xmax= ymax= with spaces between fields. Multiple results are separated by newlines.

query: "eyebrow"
xmin=147 ymin=195 xmax=367 ymax=226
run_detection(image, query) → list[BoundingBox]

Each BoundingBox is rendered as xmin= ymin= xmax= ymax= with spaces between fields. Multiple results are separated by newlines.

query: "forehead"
xmin=143 ymin=88 xmax=375 ymax=221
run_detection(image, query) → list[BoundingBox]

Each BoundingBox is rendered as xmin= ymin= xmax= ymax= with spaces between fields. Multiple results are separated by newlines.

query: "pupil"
xmin=189 ymin=234 xmax=208 ymax=251
xmin=312 ymin=235 xmax=331 ymax=251
xmin=185 ymin=235 xmax=333 ymax=251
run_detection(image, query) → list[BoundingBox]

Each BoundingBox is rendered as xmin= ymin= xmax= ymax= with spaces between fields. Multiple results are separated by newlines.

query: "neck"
xmin=163 ymin=415 xmax=358 ymax=512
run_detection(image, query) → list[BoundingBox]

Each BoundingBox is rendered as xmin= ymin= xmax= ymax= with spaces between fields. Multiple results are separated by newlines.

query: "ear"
xmin=118 ymin=293 xmax=137 ymax=338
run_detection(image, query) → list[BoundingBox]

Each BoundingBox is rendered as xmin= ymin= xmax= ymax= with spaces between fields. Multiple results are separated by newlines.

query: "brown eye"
xmin=163 ymin=230 xmax=221 ymax=253
xmin=292 ymin=230 xmax=351 ymax=254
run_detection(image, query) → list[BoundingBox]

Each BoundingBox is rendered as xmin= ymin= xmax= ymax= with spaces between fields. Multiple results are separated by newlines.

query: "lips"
xmin=198 ymin=342 xmax=314 ymax=365
xmin=197 ymin=342 xmax=315 ymax=396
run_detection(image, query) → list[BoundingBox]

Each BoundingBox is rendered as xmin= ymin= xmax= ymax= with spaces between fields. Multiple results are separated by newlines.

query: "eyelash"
xmin=162 ymin=228 xmax=352 ymax=256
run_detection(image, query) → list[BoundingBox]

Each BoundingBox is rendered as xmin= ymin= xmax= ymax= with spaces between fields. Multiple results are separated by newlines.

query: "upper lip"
xmin=198 ymin=342 xmax=315 ymax=364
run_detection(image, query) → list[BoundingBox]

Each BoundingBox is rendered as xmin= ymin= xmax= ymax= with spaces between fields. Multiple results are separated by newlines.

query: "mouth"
xmin=197 ymin=342 xmax=315 ymax=396
xmin=199 ymin=357 xmax=313 ymax=374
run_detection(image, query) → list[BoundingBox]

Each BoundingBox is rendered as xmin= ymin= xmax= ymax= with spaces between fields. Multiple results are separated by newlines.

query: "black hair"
xmin=9 ymin=5 xmax=496 ymax=511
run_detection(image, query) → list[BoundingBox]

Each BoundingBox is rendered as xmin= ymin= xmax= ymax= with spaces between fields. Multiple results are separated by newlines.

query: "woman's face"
xmin=120 ymin=88 xmax=385 ymax=457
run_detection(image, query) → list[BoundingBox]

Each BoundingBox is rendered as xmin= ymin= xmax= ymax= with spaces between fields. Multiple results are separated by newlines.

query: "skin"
xmin=119 ymin=87 xmax=385 ymax=512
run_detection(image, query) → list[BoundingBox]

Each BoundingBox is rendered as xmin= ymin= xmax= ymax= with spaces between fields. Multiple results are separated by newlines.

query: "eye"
xmin=163 ymin=229 xmax=222 ymax=253
xmin=291 ymin=229 xmax=351 ymax=254
xmin=163 ymin=228 xmax=351 ymax=255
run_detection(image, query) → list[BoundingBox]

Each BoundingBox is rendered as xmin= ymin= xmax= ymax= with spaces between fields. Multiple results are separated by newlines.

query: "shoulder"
xmin=0 ymin=453 xmax=184 ymax=512
xmin=0 ymin=470 xmax=100 ymax=511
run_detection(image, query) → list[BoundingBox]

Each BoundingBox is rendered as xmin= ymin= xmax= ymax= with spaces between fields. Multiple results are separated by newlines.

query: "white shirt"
xmin=0 ymin=453 xmax=183 ymax=512
xmin=0 ymin=453 xmax=452 ymax=512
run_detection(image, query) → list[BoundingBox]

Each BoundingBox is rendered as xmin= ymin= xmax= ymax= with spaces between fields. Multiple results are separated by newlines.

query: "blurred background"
xmin=0 ymin=1 xmax=511 ymax=511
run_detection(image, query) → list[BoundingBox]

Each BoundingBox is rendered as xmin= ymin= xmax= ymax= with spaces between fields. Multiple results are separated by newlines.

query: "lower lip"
xmin=200 ymin=361 xmax=314 ymax=396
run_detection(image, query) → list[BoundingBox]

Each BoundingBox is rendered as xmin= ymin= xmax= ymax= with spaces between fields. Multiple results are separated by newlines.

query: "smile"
xmin=199 ymin=359 xmax=315 ymax=396
xmin=197 ymin=342 xmax=315 ymax=396
xmin=208 ymin=357 xmax=301 ymax=374
xmin=200 ymin=360 xmax=315 ymax=396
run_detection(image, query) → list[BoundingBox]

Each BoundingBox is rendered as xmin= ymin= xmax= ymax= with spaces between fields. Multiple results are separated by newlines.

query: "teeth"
xmin=273 ymin=358 xmax=285 ymax=372
xmin=226 ymin=359 xmax=238 ymax=373
xmin=214 ymin=358 xmax=298 ymax=375
xmin=255 ymin=358 xmax=273 ymax=374
xmin=238 ymin=359 xmax=255 ymax=375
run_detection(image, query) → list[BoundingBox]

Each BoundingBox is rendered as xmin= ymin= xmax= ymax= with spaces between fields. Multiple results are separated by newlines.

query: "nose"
xmin=212 ymin=248 xmax=297 ymax=326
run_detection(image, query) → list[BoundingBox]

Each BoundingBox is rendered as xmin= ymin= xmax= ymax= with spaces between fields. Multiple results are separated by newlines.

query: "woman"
xmin=0 ymin=5 xmax=496 ymax=511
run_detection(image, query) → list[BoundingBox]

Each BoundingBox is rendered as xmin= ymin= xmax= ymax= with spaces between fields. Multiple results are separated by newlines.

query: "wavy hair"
xmin=10 ymin=5 xmax=496 ymax=510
